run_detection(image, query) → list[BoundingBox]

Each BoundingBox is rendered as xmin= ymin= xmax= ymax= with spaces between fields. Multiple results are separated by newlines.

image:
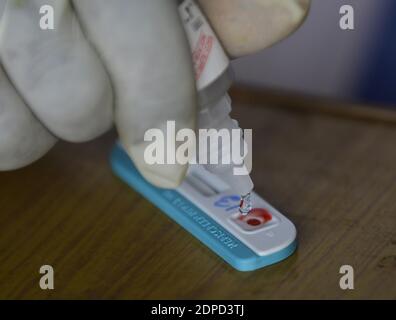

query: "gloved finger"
xmin=74 ymin=0 xmax=196 ymax=188
xmin=0 ymin=65 xmax=57 ymax=170
xmin=0 ymin=0 xmax=113 ymax=142
xmin=198 ymin=0 xmax=310 ymax=58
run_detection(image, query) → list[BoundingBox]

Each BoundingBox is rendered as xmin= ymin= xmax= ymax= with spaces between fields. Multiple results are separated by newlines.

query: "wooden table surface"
xmin=0 ymin=89 xmax=395 ymax=299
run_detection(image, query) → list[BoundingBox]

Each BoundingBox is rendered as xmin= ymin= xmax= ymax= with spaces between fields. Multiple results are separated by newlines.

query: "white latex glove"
xmin=0 ymin=0 xmax=309 ymax=188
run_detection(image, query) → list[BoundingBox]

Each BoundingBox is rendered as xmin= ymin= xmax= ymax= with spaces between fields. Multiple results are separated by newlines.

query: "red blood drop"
xmin=246 ymin=218 xmax=261 ymax=226
xmin=250 ymin=208 xmax=272 ymax=222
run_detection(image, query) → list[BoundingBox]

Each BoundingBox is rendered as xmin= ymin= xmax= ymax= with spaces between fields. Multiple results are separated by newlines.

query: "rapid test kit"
xmin=110 ymin=0 xmax=297 ymax=271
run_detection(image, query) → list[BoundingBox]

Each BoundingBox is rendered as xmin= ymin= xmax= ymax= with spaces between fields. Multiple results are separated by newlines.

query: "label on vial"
xmin=179 ymin=0 xmax=230 ymax=91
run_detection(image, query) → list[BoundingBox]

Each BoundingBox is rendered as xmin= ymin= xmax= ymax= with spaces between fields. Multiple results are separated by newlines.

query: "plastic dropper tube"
xmin=179 ymin=0 xmax=253 ymax=215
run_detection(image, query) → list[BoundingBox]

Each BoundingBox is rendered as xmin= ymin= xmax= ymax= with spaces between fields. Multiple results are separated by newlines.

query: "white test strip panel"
xmin=178 ymin=165 xmax=297 ymax=256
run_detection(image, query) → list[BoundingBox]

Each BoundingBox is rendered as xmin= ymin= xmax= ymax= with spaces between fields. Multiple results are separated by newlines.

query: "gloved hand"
xmin=0 ymin=0 xmax=309 ymax=188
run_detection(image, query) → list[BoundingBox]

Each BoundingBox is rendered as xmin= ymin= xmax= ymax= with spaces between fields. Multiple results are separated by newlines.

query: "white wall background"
xmin=232 ymin=0 xmax=387 ymax=100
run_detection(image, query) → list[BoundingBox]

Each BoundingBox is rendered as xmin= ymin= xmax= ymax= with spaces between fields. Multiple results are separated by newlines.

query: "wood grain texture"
xmin=0 ymin=90 xmax=395 ymax=299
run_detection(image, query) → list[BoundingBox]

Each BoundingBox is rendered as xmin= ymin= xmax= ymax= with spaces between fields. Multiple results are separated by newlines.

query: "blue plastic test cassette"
xmin=110 ymin=144 xmax=297 ymax=271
